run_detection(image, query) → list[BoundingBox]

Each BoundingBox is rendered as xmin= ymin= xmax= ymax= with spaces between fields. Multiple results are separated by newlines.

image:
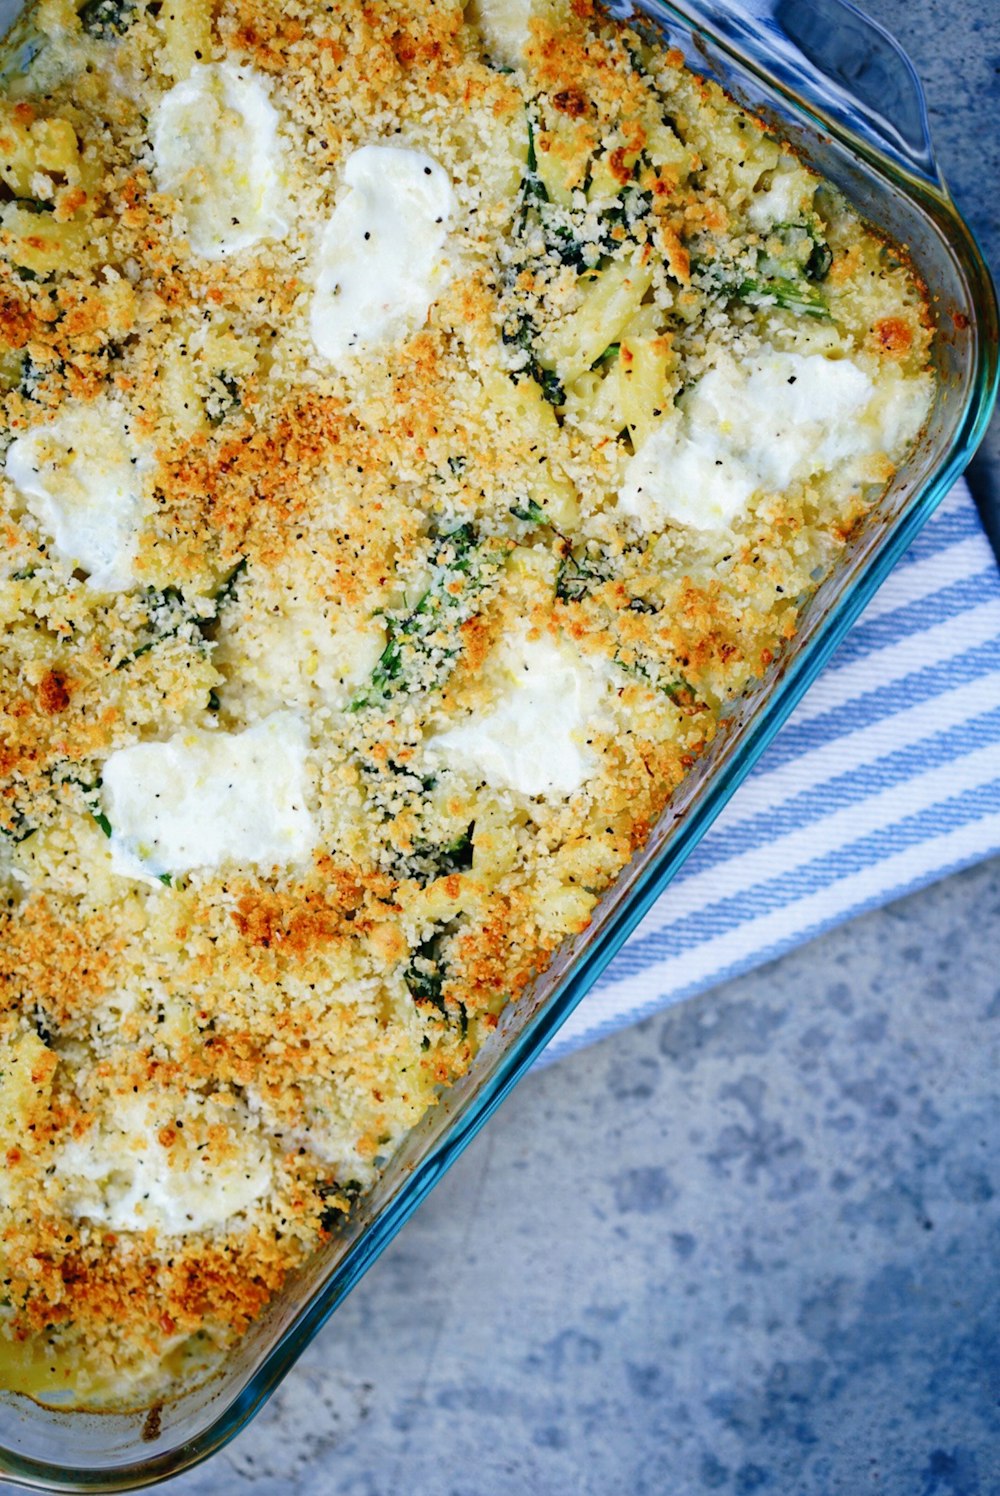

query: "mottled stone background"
xmin=5 ymin=1 xmax=999 ymax=1492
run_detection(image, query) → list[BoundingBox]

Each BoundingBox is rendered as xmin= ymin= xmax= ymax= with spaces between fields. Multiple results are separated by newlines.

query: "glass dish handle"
xmin=642 ymin=0 xmax=943 ymax=188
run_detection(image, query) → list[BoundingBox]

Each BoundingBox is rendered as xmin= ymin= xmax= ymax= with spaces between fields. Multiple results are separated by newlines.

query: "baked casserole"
xmin=0 ymin=0 xmax=933 ymax=1400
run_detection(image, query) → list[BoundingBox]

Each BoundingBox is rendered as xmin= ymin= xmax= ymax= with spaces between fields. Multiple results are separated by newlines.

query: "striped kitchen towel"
xmin=545 ymin=477 xmax=1000 ymax=1062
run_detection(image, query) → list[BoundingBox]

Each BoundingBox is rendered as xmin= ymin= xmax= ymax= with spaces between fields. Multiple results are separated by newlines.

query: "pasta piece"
xmin=158 ymin=0 xmax=213 ymax=80
xmin=0 ymin=103 xmax=81 ymax=196
xmin=536 ymin=257 xmax=655 ymax=385
xmin=480 ymin=367 xmax=581 ymax=528
xmin=0 ymin=201 xmax=91 ymax=273
xmin=581 ymin=307 xmax=678 ymax=448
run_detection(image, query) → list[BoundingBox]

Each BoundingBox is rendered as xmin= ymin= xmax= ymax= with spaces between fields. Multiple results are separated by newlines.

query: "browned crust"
xmin=0 ymin=0 xmax=935 ymax=1384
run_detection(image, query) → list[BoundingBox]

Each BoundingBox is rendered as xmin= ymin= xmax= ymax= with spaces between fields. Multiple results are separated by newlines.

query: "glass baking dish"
xmin=0 ymin=0 xmax=995 ymax=1487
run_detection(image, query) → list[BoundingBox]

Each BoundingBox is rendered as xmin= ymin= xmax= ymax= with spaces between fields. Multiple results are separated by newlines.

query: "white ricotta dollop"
xmin=428 ymin=632 xmax=610 ymax=799
xmin=152 ymin=62 xmax=288 ymax=260
xmin=467 ymin=0 xmax=535 ymax=68
xmin=310 ymin=144 xmax=458 ymax=362
xmin=57 ymin=1097 xmax=272 ymax=1235
xmin=101 ymin=712 xmax=317 ymax=882
xmin=747 ymin=161 xmax=814 ymax=230
xmin=619 ymin=348 xmax=929 ymax=532
xmin=4 ymin=397 xmax=147 ymax=590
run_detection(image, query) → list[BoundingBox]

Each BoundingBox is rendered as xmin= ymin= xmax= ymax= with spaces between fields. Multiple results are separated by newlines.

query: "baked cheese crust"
xmin=0 ymin=0 xmax=933 ymax=1401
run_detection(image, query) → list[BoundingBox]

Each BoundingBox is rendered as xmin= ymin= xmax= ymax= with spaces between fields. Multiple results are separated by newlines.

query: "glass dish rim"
xmin=0 ymin=0 xmax=996 ymax=1487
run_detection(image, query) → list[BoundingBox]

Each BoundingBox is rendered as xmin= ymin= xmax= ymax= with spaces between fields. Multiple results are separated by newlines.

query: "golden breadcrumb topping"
xmin=0 ymin=0 xmax=933 ymax=1403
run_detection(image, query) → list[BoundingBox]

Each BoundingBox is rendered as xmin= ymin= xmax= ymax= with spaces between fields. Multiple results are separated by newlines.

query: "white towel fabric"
xmin=543 ymin=478 xmax=1000 ymax=1064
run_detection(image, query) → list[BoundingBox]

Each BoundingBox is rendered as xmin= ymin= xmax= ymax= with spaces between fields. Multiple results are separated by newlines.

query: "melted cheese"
xmin=748 ymin=161 xmax=814 ymax=230
xmin=310 ymin=144 xmax=457 ymax=361
xmin=467 ymin=0 xmax=535 ymax=68
xmin=57 ymin=1097 xmax=272 ymax=1235
xmin=619 ymin=349 xmax=931 ymax=532
xmin=4 ymin=397 xmax=147 ymax=591
xmin=218 ymin=602 xmax=385 ymax=717
xmin=101 ymin=713 xmax=316 ymax=881
xmin=152 ymin=63 xmax=288 ymax=260
xmin=428 ymin=632 xmax=610 ymax=798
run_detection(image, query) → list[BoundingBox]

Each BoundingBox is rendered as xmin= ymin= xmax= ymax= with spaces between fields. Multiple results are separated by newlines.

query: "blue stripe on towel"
xmin=897 ymin=499 xmax=983 ymax=562
xmin=670 ymin=704 xmax=1000 ymax=880
xmin=600 ymin=777 xmax=1000 ymax=983
xmin=829 ymin=570 xmax=999 ymax=667
xmin=753 ymin=637 xmax=1000 ymax=775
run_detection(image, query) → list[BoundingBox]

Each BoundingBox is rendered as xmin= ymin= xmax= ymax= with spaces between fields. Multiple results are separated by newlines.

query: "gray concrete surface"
xmin=2 ymin=1 xmax=997 ymax=1492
